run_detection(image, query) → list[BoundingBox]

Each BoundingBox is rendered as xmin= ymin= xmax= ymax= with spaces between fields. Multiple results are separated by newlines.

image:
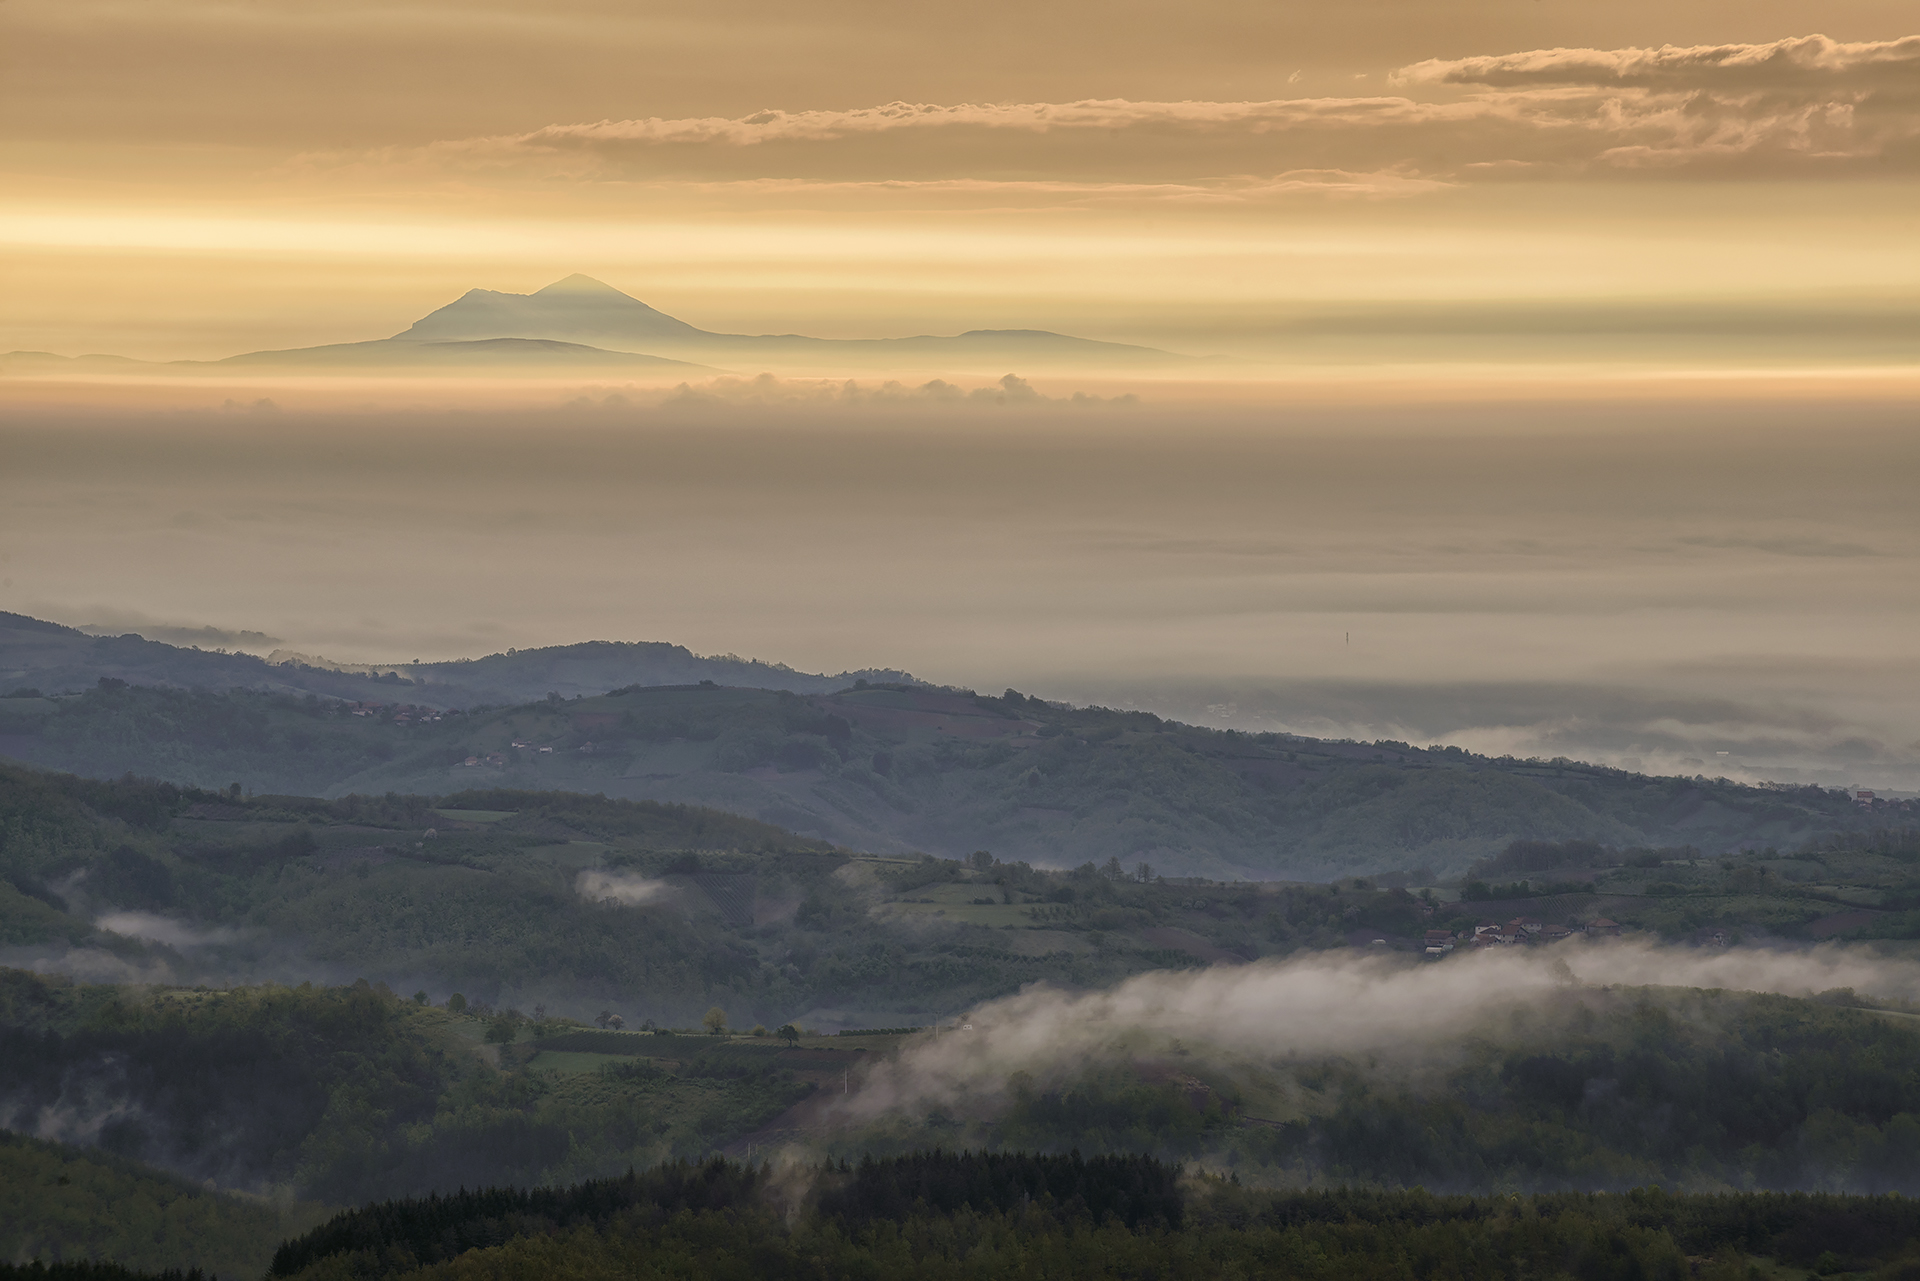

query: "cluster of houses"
xmin=1423 ymin=917 xmax=1622 ymax=957
xmin=348 ymin=701 xmax=451 ymax=725
xmin=1844 ymin=789 xmax=1917 ymax=814
xmin=459 ymin=740 xmax=565 ymax=767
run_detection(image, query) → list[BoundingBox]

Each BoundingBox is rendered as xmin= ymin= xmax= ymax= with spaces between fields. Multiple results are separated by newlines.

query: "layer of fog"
xmin=94 ymin=910 xmax=242 ymax=949
xmin=4 ymin=391 xmax=1917 ymax=788
xmin=845 ymin=940 xmax=1920 ymax=1120
xmin=1047 ymin=674 xmax=1920 ymax=795
xmin=575 ymin=869 xmax=673 ymax=907
xmin=0 ymin=944 xmax=186 ymax=987
xmin=647 ymin=373 xmax=1138 ymax=409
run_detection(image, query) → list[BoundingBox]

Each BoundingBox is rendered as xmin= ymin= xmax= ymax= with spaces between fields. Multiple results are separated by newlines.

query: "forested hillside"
xmin=0 ymin=969 xmax=830 ymax=1208
xmin=231 ymin=1153 xmax=1920 ymax=1281
xmin=2 ymin=765 xmax=1916 ymax=1028
xmin=4 ymin=763 xmax=1919 ymax=1270
xmin=854 ymin=989 xmax=1920 ymax=1195
xmin=9 ymin=962 xmax=1920 ymax=1275
xmin=0 ymin=1129 xmax=320 ymax=1277
xmin=8 ymin=964 xmax=1920 ymax=1209
xmin=3 ymin=678 xmax=1897 ymax=880
xmin=5 ymin=763 xmax=1346 ymax=1025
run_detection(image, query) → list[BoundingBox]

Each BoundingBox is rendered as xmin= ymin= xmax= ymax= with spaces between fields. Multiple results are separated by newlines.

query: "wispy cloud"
xmin=1398 ymin=33 xmax=1920 ymax=173
xmin=575 ymin=870 xmax=672 ymax=907
xmin=94 ymin=911 xmax=241 ymax=949
xmin=843 ymin=942 xmax=1920 ymax=1121
xmin=656 ymin=170 xmax=1451 ymax=203
xmin=481 ymin=98 xmax=1435 ymax=147
xmin=1396 ymin=33 xmax=1920 ymax=90
xmin=379 ymin=33 xmax=1919 ymax=187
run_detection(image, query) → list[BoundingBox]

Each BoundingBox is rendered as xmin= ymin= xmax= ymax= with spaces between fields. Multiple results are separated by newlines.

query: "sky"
xmin=2 ymin=1 xmax=1917 ymax=360
xmin=1 ymin=1 xmax=1917 ymax=792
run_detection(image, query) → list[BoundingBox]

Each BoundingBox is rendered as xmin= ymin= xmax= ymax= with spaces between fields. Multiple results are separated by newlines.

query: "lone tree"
xmin=776 ymin=1023 xmax=801 ymax=1046
xmin=702 ymin=1006 xmax=728 ymax=1035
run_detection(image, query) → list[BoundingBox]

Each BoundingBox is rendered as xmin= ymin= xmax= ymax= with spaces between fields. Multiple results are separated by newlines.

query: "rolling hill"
xmin=0 ymin=669 xmax=1898 ymax=880
xmin=0 ymin=611 xmax=919 ymax=709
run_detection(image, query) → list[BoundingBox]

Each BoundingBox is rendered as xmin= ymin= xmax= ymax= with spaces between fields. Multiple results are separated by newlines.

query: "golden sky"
xmin=2 ymin=0 xmax=1917 ymax=361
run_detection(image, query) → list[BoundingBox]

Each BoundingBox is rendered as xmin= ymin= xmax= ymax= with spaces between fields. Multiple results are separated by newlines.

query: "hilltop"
xmin=0 ymin=611 xmax=917 ymax=708
xmin=1 ymin=608 xmax=1909 ymax=879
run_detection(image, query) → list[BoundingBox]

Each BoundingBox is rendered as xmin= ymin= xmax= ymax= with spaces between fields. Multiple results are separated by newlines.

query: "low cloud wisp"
xmin=844 ymin=942 xmax=1920 ymax=1121
xmin=94 ymin=911 xmax=241 ymax=950
xmin=575 ymin=870 xmax=673 ymax=908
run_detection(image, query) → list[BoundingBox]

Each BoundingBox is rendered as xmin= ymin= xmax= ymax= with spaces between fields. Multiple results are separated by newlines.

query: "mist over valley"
xmin=3 ymin=398 xmax=1918 ymax=1276
xmin=5 ymin=0 xmax=1920 ymax=1271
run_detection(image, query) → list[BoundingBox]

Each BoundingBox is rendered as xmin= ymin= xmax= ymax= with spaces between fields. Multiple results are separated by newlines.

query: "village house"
xmin=1423 ymin=929 xmax=1455 ymax=957
xmin=1586 ymin=918 xmax=1622 ymax=937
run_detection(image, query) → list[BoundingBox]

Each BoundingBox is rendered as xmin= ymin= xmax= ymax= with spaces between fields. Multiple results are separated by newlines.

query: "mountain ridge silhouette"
xmin=3 ymin=276 xmax=1188 ymax=372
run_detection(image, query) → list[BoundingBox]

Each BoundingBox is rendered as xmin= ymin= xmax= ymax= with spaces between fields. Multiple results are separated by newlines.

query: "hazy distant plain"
xmin=3 ymin=380 xmax=1914 ymax=793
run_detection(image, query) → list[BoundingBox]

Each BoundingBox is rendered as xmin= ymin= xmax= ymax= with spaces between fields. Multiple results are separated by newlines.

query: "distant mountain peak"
xmin=392 ymin=276 xmax=706 ymax=344
xmin=533 ymin=274 xmax=628 ymax=297
xmin=346 ymin=275 xmax=1189 ymax=367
